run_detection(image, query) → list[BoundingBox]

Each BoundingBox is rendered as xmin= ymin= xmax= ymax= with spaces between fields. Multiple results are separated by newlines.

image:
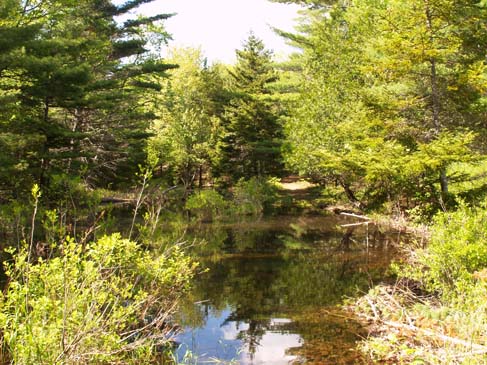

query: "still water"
xmin=174 ymin=216 xmax=402 ymax=364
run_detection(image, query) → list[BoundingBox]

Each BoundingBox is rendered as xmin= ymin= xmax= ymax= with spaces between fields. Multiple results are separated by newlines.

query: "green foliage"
xmin=48 ymin=174 xmax=102 ymax=208
xmin=185 ymin=190 xmax=228 ymax=221
xmin=148 ymin=47 xmax=226 ymax=191
xmin=364 ymin=203 xmax=487 ymax=364
xmin=0 ymin=175 xmax=107 ymax=249
xmin=0 ymin=0 xmax=175 ymax=200
xmin=217 ymin=34 xmax=284 ymax=181
xmin=0 ymin=234 xmax=196 ymax=364
xmin=400 ymin=203 xmax=487 ymax=298
xmin=448 ymin=158 xmax=487 ymax=204
xmin=0 ymin=201 xmax=31 ymax=244
xmin=184 ymin=178 xmax=280 ymax=220
xmin=233 ymin=177 xmax=279 ymax=216
xmin=281 ymin=0 xmax=487 ymax=215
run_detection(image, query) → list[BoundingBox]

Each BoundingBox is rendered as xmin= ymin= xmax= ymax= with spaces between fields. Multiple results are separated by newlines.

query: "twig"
xmin=366 ymin=296 xmax=380 ymax=320
xmin=28 ymin=184 xmax=41 ymax=263
xmin=450 ymin=348 xmax=487 ymax=359
xmin=194 ymin=299 xmax=210 ymax=305
xmin=79 ymin=210 xmax=106 ymax=246
xmin=129 ymin=169 xmax=150 ymax=240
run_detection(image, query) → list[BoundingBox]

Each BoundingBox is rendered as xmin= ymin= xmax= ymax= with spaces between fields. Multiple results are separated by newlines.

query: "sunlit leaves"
xmin=148 ymin=47 xmax=223 ymax=189
xmin=0 ymin=234 xmax=196 ymax=363
xmin=282 ymin=0 xmax=487 ymax=211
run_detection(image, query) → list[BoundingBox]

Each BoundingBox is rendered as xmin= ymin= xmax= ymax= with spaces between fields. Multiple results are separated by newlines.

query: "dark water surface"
xmin=174 ymin=215 xmax=403 ymax=364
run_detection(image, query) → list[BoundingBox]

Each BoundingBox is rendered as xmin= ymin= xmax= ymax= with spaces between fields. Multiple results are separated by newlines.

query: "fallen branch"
xmin=341 ymin=212 xmax=372 ymax=221
xmin=449 ymin=348 xmax=487 ymax=360
xmin=366 ymin=296 xmax=380 ymax=320
xmin=79 ymin=210 xmax=106 ymax=246
xmin=382 ymin=320 xmax=487 ymax=351
xmin=100 ymin=197 xmax=135 ymax=204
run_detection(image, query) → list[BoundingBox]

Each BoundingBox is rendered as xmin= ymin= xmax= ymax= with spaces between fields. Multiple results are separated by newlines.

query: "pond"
xmin=172 ymin=215 xmax=405 ymax=364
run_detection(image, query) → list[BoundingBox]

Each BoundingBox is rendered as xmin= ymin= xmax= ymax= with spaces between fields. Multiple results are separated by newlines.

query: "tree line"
xmin=1 ymin=0 xmax=487 ymax=219
xmin=0 ymin=0 xmax=284 ymax=204
xmin=1 ymin=1 xmax=487 ymax=362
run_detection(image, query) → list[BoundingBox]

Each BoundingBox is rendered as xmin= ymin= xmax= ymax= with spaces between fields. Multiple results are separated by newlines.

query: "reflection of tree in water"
xmin=186 ymin=253 xmax=387 ymax=350
xmin=184 ymin=222 xmax=398 ymax=309
xmin=182 ymin=215 xmax=397 ymax=258
xmin=224 ymin=315 xmax=267 ymax=360
xmin=338 ymin=227 xmax=356 ymax=251
xmin=334 ymin=224 xmax=394 ymax=252
xmin=286 ymin=307 xmax=369 ymax=365
xmin=177 ymin=218 xmax=401 ymax=362
xmin=191 ymin=255 xmax=288 ymax=358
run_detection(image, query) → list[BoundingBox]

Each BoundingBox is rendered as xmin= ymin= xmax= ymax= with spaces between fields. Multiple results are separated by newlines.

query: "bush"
xmin=185 ymin=189 xmax=228 ymax=221
xmin=400 ymin=203 xmax=487 ymax=298
xmin=232 ymin=177 xmax=278 ymax=216
xmin=0 ymin=234 xmax=196 ymax=364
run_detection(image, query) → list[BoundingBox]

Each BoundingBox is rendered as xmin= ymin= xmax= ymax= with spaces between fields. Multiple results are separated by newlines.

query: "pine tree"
xmin=363 ymin=0 xmax=487 ymax=197
xmin=0 ymin=0 xmax=46 ymax=199
xmin=218 ymin=34 xmax=284 ymax=181
xmin=0 ymin=0 xmax=175 ymax=200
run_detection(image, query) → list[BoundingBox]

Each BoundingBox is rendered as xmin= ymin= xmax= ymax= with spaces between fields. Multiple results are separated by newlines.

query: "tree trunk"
xmin=198 ymin=165 xmax=203 ymax=189
xmin=39 ymin=97 xmax=51 ymax=187
xmin=429 ymin=58 xmax=441 ymax=134
xmin=339 ymin=179 xmax=363 ymax=210
xmin=425 ymin=0 xmax=448 ymax=196
xmin=67 ymin=110 xmax=80 ymax=173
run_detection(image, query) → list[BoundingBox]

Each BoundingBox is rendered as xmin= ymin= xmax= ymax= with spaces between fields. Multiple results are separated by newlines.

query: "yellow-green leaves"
xmin=282 ymin=0 xmax=487 ymax=213
xmin=0 ymin=234 xmax=195 ymax=364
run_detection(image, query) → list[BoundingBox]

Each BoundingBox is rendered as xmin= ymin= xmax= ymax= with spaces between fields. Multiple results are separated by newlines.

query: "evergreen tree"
xmin=0 ymin=0 xmax=44 ymax=199
xmin=0 ymin=0 xmax=175 ymax=200
xmin=363 ymin=0 xmax=487 ymax=196
xmin=280 ymin=0 xmax=486 ymax=211
xmin=218 ymin=34 xmax=284 ymax=181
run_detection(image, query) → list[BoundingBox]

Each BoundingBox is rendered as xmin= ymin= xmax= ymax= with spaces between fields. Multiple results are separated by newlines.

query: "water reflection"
xmin=175 ymin=216 xmax=403 ymax=364
xmin=177 ymin=310 xmax=302 ymax=365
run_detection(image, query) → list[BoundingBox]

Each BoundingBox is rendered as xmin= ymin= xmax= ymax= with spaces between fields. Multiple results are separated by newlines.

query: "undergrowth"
xmin=0 ymin=234 xmax=197 ymax=364
xmin=352 ymin=203 xmax=487 ymax=364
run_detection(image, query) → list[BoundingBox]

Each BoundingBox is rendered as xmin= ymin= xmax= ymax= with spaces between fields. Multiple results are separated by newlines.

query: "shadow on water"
xmin=173 ymin=215 xmax=407 ymax=364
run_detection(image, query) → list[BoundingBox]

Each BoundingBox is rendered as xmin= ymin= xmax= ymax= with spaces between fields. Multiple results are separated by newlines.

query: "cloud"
xmin=240 ymin=331 xmax=302 ymax=365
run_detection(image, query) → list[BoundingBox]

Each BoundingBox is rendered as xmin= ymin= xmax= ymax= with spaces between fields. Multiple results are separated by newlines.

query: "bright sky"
xmin=133 ymin=0 xmax=302 ymax=64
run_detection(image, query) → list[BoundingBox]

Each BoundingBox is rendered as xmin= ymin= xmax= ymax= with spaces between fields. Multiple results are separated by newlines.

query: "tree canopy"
xmin=0 ymin=0 xmax=175 ymax=200
xmin=280 ymin=0 xmax=487 ymax=212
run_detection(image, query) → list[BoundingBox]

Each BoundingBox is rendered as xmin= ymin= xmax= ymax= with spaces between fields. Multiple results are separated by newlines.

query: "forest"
xmin=1 ymin=0 xmax=487 ymax=363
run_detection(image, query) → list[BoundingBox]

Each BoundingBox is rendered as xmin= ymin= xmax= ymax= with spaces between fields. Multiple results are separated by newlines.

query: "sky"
xmin=177 ymin=309 xmax=303 ymax=365
xmin=131 ymin=0 xmax=303 ymax=64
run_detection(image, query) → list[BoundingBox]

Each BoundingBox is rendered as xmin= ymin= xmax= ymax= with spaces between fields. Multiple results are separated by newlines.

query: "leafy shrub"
xmin=232 ymin=177 xmax=278 ymax=216
xmin=400 ymin=203 xmax=487 ymax=298
xmin=185 ymin=189 xmax=228 ymax=221
xmin=0 ymin=234 xmax=196 ymax=364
